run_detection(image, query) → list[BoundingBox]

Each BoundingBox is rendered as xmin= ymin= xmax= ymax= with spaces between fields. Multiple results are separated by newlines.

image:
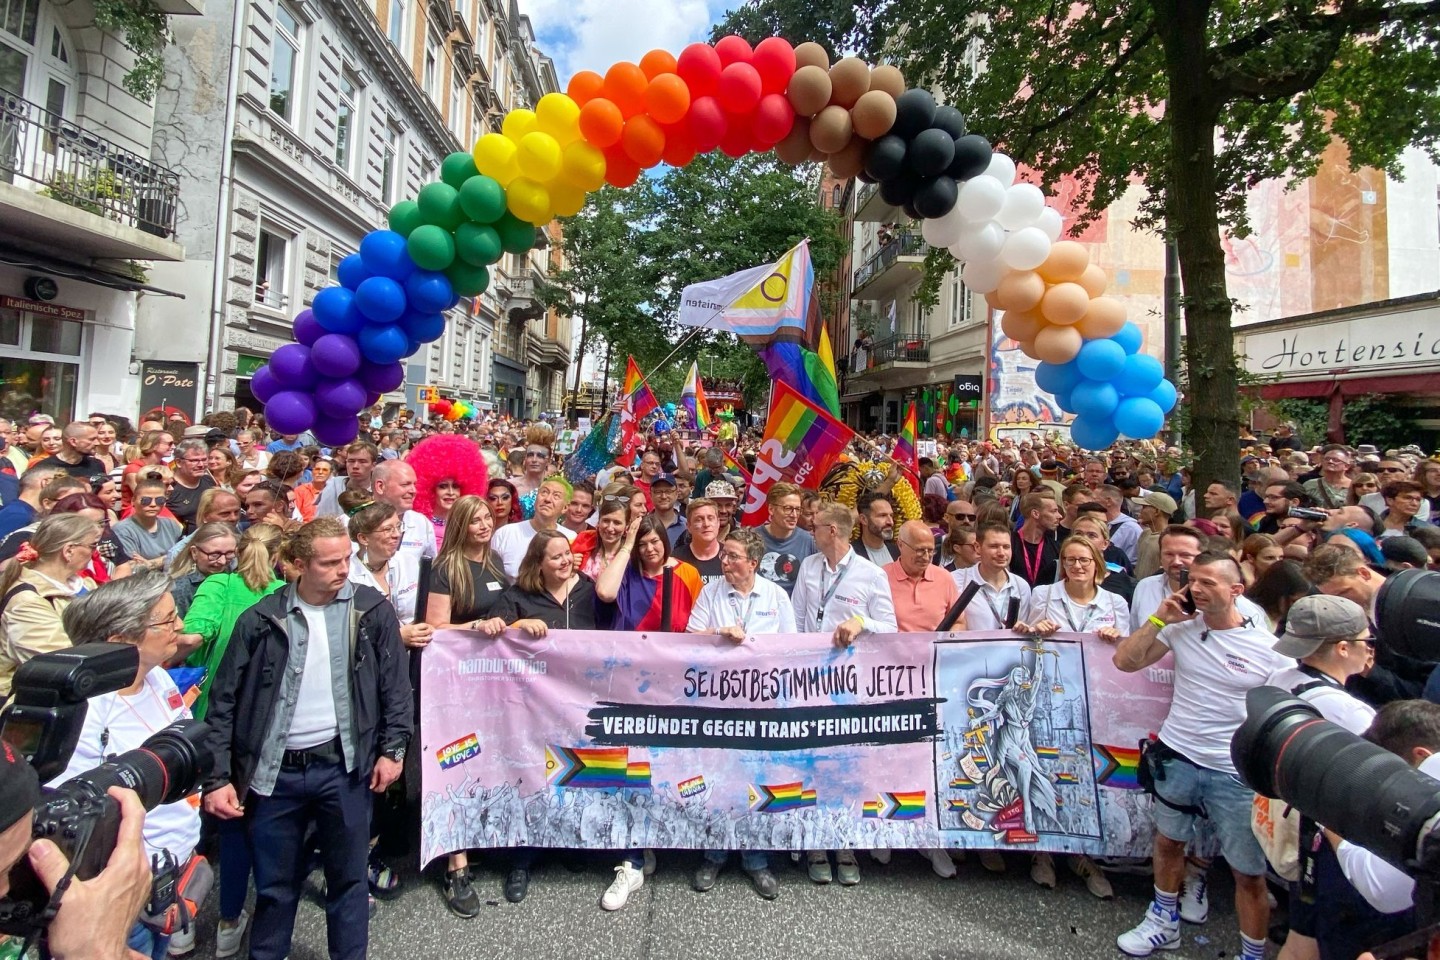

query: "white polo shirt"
xmin=950 ymin=566 xmax=1032 ymax=631
xmin=1024 ymin=583 xmax=1131 ymax=635
xmin=398 ymin=509 xmax=438 ymax=564
xmin=491 ymin=520 xmax=576 ymax=579
xmin=790 ymin=549 xmax=896 ymax=634
xmin=687 ymin=576 xmax=796 ymax=635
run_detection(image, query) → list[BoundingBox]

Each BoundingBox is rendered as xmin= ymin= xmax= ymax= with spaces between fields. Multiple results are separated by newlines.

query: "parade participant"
xmin=1111 ymin=552 xmax=1287 ymax=960
xmin=0 ymin=514 xmax=100 ymax=698
xmin=687 ymin=527 xmax=794 ymax=899
xmin=1129 ymin=525 xmax=1267 ymax=627
xmin=168 ymin=521 xmax=238 ymax=620
xmin=29 ymin=421 xmax=109 ymax=482
xmin=513 ymin=423 xmax=555 ymax=518
xmin=799 ymin=490 xmax=821 ymax=532
xmin=492 ymin=475 xmax=575 ymax=579
xmin=595 ymin=513 xmax=702 ymax=631
xmin=112 ymin=477 xmax=183 ymax=567
xmin=1097 ymin=485 xmax=1142 ymax=565
xmin=941 ymin=523 xmax=978 ymax=571
xmin=952 ymin=522 xmax=1033 ymax=632
xmin=294 ymin=456 xmax=330 ymax=522
xmin=488 ymin=477 xmax=521 ymax=527
xmin=1010 ymin=492 xmax=1063 ymax=587
xmin=408 ymin=434 xmax=489 ymax=549
xmin=370 ymin=460 xmax=439 ymax=564
xmin=856 ymin=491 xmax=899 ymax=566
xmin=1132 ymin=491 xmax=1179 ymax=580
xmin=242 ymin=480 xmax=296 ymax=534
xmin=167 ymin=440 xmax=218 ymax=534
xmin=91 ymin=419 xmax=121 ymax=472
xmin=651 ymin=473 xmax=686 ymax=547
xmin=673 ymin=497 xmax=724 ymax=586
xmin=704 ymin=480 xmax=740 ymax=535
xmin=235 ymin=429 xmax=269 ymax=472
xmin=0 ymin=467 xmax=62 ymax=542
xmin=885 ymin=520 xmax=959 ymax=632
xmin=348 ymin=503 xmax=426 ymax=645
xmin=563 ymin=481 xmax=596 ymax=535
xmin=24 ymin=424 xmax=63 ymax=470
xmin=758 ymin=482 xmax=815 ymax=596
xmin=634 ymin=448 xmax=663 ymax=508
xmin=1068 ymin=514 xmax=1136 ymax=603
xmin=316 ymin=441 xmax=379 ymax=518
xmin=576 ymin=493 xmax=630 ymax=579
xmin=121 ymin=430 xmax=174 ymax=510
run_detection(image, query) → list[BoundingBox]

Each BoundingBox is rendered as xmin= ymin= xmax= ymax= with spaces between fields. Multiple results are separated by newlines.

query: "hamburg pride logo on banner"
xmin=740 ymin=380 xmax=856 ymax=527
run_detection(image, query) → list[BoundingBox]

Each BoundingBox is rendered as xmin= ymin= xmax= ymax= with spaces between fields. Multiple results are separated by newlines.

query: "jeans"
xmin=217 ymin=815 xmax=251 ymax=921
xmin=1151 ymin=751 xmax=1267 ymax=877
xmin=126 ymin=921 xmax=170 ymax=960
xmin=704 ymin=849 xmax=768 ymax=872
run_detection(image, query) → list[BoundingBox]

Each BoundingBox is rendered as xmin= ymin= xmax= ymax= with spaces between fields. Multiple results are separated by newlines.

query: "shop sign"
xmin=1241 ymin=305 xmax=1440 ymax=377
xmin=2 ymin=295 xmax=86 ymax=321
xmin=235 ymin=354 xmax=267 ymax=378
xmin=138 ymin=361 xmax=199 ymax=421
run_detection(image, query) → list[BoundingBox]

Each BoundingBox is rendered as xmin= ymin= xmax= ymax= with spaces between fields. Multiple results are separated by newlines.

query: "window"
xmin=381 ymin=122 xmax=401 ymax=204
xmin=387 ymin=0 xmax=405 ymax=47
xmin=423 ymin=28 xmax=439 ymax=100
xmin=831 ymin=184 xmax=841 ymax=208
xmin=0 ymin=305 xmax=80 ymax=423
xmin=949 ymin=275 xmax=973 ymax=329
xmin=269 ymin=0 xmax=301 ymax=123
xmin=335 ymin=68 xmax=358 ymax=172
xmin=449 ymin=70 xmax=465 ymax=141
xmin=255 ymin=225 xmax=291 ymax=310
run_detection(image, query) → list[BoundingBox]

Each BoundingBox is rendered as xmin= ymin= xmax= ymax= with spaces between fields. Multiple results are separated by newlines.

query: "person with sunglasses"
xmin=111 ymin=477 xmax=183 ymax=569
xmin=513 ymin=424 xmax=555 ymax=519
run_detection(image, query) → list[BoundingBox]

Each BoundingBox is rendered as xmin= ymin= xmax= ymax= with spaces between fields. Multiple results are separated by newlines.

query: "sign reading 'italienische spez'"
xmin=1241 ymin=305 xmax=1440 ymax=377
xmin=1 ymin=295 xmax=86 ymax=321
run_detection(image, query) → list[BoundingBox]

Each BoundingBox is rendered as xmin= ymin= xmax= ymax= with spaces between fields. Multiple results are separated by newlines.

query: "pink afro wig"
xmin=407 ymin=435 xmax=489 ymax=519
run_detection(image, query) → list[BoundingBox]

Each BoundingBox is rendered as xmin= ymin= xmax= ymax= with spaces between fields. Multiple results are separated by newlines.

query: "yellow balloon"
xmin=536 ymin=93 xmax=582 ymax=144
xmin=506 ymin=177 xmax=552 ymax=224
xmin=502 ymin=108 xmax=537 ymax=142
xmin=560 ymin=140 xmax=607 ymax=192
xmin=551 ymin=183 xmax=586 ymax=218
xmin=472 ymin=132 xmax=517 ymax=179
xmin=518 ymin=131 xmax=563 ymax=182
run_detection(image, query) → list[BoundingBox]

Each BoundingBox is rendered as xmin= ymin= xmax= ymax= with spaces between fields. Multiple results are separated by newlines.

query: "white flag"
xmin=677 ymin=263 xmax=773 ymax=330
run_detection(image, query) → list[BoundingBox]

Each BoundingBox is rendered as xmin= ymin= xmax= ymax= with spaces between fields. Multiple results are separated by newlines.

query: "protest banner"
xmin=738 ymin=381 xmax=855 ymax=527
xmin=418 ymin=629 xmax=1173 ymax=867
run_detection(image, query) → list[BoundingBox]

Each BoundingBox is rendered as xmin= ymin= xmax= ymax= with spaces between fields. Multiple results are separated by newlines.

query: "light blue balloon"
xmin=1071 ymin=379 xmax=1120 ymax=420
xmin=1114 ymin=397 xmax=1166 ymax=439
xmin=1076 ymin=338 xmax=1127 ymax=381
xmin=1070 ymin=415 xmax=1119 ymax=451
xmin=1035 ymin=359 xmax=1083 ymax=395
xmin=1148 ymin=378 xmax=1178 ymax=413
xmin=1112 ymin=322 xmax=1143 ymax=356
xmin=1117 ymin=353 xmax=1165 ymax=397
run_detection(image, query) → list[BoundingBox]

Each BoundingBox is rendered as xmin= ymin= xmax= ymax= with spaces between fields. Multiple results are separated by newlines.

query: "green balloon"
xmin=455 ymin=222 xmax=503 ymax=267
xmin=494 ymin=212 xmax=535 ymax=254
xmin=445 ymin=260 xmax=490 ymax=297
xmin=407 ymin=224 xmax=456 ymax=271
xmin=417 ymin=182 xmax=464 ymax=230
xmin=387 ymin=200 xmax=425 ymax=237
xmin=458 ymin=175 xmax=507 ymax=224
xmin=441 ymin=151 xmax=479 ymax=189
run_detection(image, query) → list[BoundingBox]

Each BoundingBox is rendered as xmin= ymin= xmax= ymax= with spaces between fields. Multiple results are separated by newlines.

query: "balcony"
xmin=852 ymin=230 xmax=927 ymax=300
xmin=505 ymin=275 xmax=544 ymax=322
xmin=847 ymin=333 xmax=932 ymax=390
xmin=0 ymin=92 xmax=184 ymax=263
xmin=855 ymin=179 xmax=901 ymax=223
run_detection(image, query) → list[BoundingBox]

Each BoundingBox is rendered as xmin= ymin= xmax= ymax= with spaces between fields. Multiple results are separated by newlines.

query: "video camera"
xmin=0 ymin=644 xmax=212 ymax=939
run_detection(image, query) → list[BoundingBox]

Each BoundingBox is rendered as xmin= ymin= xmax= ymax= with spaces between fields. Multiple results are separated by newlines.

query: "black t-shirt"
xmin=30 ymin=454 xmax=109 ymax=484
xmin=431 ymin=557 xmax=507 ymax=623
xmin=166 ymin=476 xmax=215 ymax=533
xmin=491 ymin=575 xmax=615 ymax=630
xmin=673 ymin=542 xmax=724 ymax=588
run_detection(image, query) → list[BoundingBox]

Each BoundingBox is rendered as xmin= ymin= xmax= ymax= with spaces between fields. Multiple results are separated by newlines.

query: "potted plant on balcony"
xmin=41 ymin=166 xmax=135 ymax=221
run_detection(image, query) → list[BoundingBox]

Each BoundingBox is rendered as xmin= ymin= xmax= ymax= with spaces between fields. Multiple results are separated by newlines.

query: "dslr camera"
xmin=0 ymin=644 xmax=212 ymax=940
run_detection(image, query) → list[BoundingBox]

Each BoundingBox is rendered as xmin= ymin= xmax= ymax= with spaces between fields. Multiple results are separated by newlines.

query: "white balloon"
xmin=956 ymin=176 xmax=1007 ymax=223
xmin=984 ymin=152 xmax=1017 ymax=187
xmin=996 ymin=182 xmax=1046 ymax=231
xmin=961 ymin=258 xmax=1004 ymax=294
xmin=1036 ymin=206 xmax=1063 ymax=242
xmin=922 ymin=213 xmax=965 ymax=250
xmin=951 ymin=222 xmax=1005 ymax=263
xmin=998 ymin=226 xmax=1053 ymax=272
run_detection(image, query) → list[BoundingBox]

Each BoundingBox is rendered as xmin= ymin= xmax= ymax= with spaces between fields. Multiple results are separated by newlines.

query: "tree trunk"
xmin=1155 ymin=0 xmax=1240 ymax=492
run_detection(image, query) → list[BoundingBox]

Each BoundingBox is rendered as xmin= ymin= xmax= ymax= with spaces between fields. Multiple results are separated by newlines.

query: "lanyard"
xmin=1053 ymin=588 xmax=1102 ymax=633
xmin=816 ymin=559 xmax=852 ymax=624
xmin=980 ymin=577 xmax=1011 ymax=626
xmin=728 ymin=590 xmax=757 ymax=629
xmin=1018 ymin=536 xmax=1044 ymax=584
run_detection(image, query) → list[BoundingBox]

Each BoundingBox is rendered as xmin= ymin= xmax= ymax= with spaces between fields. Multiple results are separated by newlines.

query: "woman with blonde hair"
xmin=514 ymin=423 xmax=555 ymax=519
xmin=169 ymin=521 xmax=239 ymax=619
xmin=208 ymin=445 xmax=237 ymax=489
xmin=0 ymin=514 xmax=101 ymax=698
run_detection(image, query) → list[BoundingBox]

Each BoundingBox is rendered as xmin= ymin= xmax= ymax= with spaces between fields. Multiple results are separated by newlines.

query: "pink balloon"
xmin=752 ymin=93 xmax=795 ymax=144
xmin=717 ymin=62 xmax=763 ymax=115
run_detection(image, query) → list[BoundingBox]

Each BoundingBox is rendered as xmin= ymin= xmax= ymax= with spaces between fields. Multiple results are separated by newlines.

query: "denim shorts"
xmin=1151 ymin=751 xmax=1267 ymax=877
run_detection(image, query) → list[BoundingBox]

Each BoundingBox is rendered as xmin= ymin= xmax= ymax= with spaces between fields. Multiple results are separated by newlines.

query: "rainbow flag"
xmin=721 ymin=447 xmax=752 ymax=483
xmin=862 ymin=799 xmax=883 ymax=819
xmin=748 ymin=781 xmax=818 ymax=813
xmin=740 ymin=380 xmax=856 ymax=527
xmin=436 ymin=733 xmax=480 ymax=771
xmin=949 ymin=775 xmax=976 ymax=789
xmin=893 ymin=400 xmax=919 ymax=494
xmin=1054 ymin=772 xmax=1080 ymax=785
xmin=680 ymin=362 xmax=711 ymax=430
xmin=879 ymin=791 xmax=927 ymax=820
xmin=677 ymin=775 xmax=707 ymax=798
xmin=1093 ymin=744 xmax=1143 ymax=790
xmin=545 ymin=745 xmax=652 ymax=789
xmin=1035 ymin=745 xmax=1060 ymax=760
xmin=622 ymin=356 xmax=660 ymax=421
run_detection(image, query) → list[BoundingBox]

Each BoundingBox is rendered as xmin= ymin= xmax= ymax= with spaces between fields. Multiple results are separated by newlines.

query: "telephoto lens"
xmin=75 ymin=720 xmax=214 ymax=808
xmin=1233 ymin=686 xmax=1440 ymax=872
xmin=1375 ymin=569 xmax=1440 ymax=662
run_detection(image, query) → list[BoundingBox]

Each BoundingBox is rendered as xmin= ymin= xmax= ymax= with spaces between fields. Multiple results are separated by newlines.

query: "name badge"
xmin=486 ymin=580 xmax=502 ymax=591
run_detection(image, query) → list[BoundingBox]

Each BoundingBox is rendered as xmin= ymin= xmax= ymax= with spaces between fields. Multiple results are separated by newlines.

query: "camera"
xmin=1374 ymin=569 xmax=1440 ymax=663
xmin=0 ymin=644 xmax=212 ymax=939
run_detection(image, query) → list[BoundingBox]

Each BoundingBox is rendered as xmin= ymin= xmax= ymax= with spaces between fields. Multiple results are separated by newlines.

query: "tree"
xmin=713 ymin=0 xmax=1440 ymax=490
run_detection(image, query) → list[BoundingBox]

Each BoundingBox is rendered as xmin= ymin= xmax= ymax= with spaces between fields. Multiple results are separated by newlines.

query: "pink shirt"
xmin=884 ymin=560 xmax=960 ymax=632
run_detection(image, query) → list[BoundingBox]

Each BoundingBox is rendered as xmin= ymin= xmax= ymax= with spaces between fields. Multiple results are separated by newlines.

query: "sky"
xmin=519 ymin=0 xmax=735 ymax=84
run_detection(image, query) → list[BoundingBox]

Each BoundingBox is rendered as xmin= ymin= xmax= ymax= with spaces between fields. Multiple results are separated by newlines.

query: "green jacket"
xmin=184 ymin=572 xmax=285 ymax=719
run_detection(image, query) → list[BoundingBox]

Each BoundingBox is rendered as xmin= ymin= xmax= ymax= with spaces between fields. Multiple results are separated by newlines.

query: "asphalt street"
xmin=181 ymin=850 xmax=1247 ymax=960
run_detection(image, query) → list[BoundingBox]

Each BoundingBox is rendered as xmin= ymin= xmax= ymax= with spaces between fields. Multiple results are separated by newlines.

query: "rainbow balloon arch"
xmin=247 ymin=36 xmax=1178 ymax=450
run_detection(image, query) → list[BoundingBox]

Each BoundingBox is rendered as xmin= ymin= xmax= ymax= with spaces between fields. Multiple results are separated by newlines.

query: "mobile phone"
xmin=1177 ymin=568 xmax=1197 ymax=614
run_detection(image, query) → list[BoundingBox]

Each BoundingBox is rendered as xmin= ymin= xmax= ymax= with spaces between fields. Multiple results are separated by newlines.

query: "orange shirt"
xmin=884 ymin=560 xmax=960 ymax=632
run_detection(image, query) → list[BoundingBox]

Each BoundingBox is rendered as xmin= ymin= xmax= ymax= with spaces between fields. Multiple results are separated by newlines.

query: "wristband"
xmin=1147 ymin=615 xmax=1166 ymax=629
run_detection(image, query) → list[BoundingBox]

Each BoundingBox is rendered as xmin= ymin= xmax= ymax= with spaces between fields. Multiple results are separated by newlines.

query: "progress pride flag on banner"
xmin=740 ymin=381 xmax=855 ymax=527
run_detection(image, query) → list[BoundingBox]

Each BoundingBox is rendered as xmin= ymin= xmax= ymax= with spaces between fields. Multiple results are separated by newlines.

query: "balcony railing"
xmin=853 ymin=230 xmax=926 ymax=291
xmin=0 ymin=92 xmax=180 ymax=239
xmin=853 ymin=334 xmax=931 ymax=372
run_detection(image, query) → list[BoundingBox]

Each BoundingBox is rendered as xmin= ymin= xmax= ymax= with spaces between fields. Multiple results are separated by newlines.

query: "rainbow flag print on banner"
xmin=879 ymin=791 xmax=927 ymax=820
xmin=748 ymin=781 xmax=818 ymax=813
xmin=739 ymin=380 xmax=856 ymax=528
xmin=545 ymin=745 xmax=653 ymax=789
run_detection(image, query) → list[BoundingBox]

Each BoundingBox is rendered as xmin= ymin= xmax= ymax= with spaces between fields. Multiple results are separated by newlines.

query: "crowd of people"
xmin=0 ymin=406 xmax=1437 ymax=960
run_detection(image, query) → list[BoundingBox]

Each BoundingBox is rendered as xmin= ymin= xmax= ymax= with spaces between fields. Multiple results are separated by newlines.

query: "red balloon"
xmin=688 ymin=96 xmax=728 ymax=152
xmin=676 ymin=43 xmax=722 ymax=98
xmin=752 ymin=92 xmax=795 ymax=144
xmin=751 ymin=37 xmax=797 ymax=95
xmin=566 ymin=70 xmax=605 ymax=107
xmin=621 ymin=115 xmax=666 ymax=168
xmin=719 ymin=112 xmax=754 ymax=157
xmin=660 ymin=122 xmax=698 ymax=167
xmin=714 ymin=34 xmax=753 ymax=67
xmin=717 ymin=62 xmax=762 ymax=115
xmin=603 ymin=146 xmax=640 ymax=187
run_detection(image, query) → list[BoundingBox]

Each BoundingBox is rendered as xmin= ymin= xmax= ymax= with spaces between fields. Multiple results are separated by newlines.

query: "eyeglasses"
xmin=774 ymin=504 xmax=801 ymax=514
xmin=949 ymin=512 xmax=977 ymax=520
xmin=1062 ymin=556 xmax=1096 ymax=566
xmin=138 ymin=495 xmax=167 ymax=506
xmin=371 ymin=523 xmax=403 ymax=537
xmin=194 ymin=547 xmax=236 ymax=561
xmin=720 ymin=551 xmax=752 ymax=563
xmin=147 ymin=613 xmax=180 ymax=631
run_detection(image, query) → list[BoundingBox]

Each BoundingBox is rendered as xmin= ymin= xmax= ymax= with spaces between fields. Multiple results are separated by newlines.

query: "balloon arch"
xmin=248 ymin=37 xmax=1178 ymax=449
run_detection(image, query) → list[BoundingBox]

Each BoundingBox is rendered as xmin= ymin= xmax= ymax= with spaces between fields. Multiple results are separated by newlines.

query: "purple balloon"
xmin=358 ymin=323 xmax=409 ymax=365
xmin=268 ymin=343 xmax=318 ymax=390
xmin=355 ymin=276 xmax=407 ymax=324
xmin=401 ymin=310 xmax=446 ymax=343
xmin=265 ymin=391 xmax=317 ymax=435
xmin=313 ymin=286 xmax=364 ymax=335
xmin=311 ymin=333 xmax=363 ymax=379
xmin=364 ymin=390 xmax=382 ymax=406
xmin=293 ymin=308 xmax=324 ymax=347
xmin=314 ymin=377 xmax=368 ymax=418
xmin=313 ymin=412 xmax=360 ymax=447
xmin=250 ymin=365 xmax=281 ymax=403
xmin=357 ymin=360 xmax=405 ymax=394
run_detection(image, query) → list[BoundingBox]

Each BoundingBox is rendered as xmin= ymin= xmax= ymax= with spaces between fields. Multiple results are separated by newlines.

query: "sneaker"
xmin=214 ymin=911 xmax=250 ymax=960
xmin=693 ymin=860 xmax=721 ymax=892
xmin=1179 ymin=868 xmax=1209 ymax=924
xmin=1068 ymin=855 xmax=1114 ymax=899
xmin=368 ymin=856 xmax=402 ymax=900
xmin=367 ymin=894 xmax=376 ymax=919
xmin=1030 ymin=852 xmax=1057 ymax=889
xmin=746 ymin=867 xmax=779 ymax=900
xmin=806 ymin=851 xmax=832 ymax=884
xmin=869 ymin=847 xmax=892 ymax=864
xmin=600 ymin=863 xmax=644 ymax=911
xmin=978 ymin=849 xmax=1006 ymax=873
xmin=443 ymin=867 xmax=480 ymax=919
xmin=835 ymin=849 xmax=860 ymax=886
xmin=642 ymin=848 xmax=656 ymax=876
xmin=167 ymin=923 xmax=195 ymax=957
xmin=504 ymin=868 xmax=530 ymax=903
xmin=923 ymin=848 xmax=957 ymax=879
xmin=1116 ymin=902 xmax=1181 ymax=957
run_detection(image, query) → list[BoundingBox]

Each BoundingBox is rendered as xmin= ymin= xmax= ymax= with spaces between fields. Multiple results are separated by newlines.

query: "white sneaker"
xmin=600 ymin=863 xmax=644 ymax=911
xmin=1116 ymin=902 xmax=1181 ymax=957
xmin=869 ymin=847 xmax=892 ymax=864
xmin=215 ymin=911 xmax=250 ymax=960
xmin=923 ymin=848 xmax=956 ymax=878
xmin=166 ymin=923 xmax=195 ymax=957
xmin=1179 ymin=868 xmax=1209 ymax=924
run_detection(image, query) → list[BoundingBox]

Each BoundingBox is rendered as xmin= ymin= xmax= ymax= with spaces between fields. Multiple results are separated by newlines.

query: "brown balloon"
xmin=828 ymin=57 xmax=871 ymax=109
xmin=809 ymin=105 xmax=853 ymax=154
xmin=774 ymin=118 xmax=813 ymax=165
xmin=869 ymin=64 xmax=905 ymax=98
xmin=850 ymin=89 xmax=896 ymax=140
xmin=827 ymin=135 xmax=869 ymax=179
xmin=793 ymin=41 xmax=830 ymax=71
xmin=787 ymin=65 xmax=832 ymax=117
xmin=809 ymin=147 xmax=828 ymax=163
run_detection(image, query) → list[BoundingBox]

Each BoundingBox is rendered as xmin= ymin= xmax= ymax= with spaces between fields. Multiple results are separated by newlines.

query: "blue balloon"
xmin=1035 ymin=359 xmax=1083 ymax=395
xmin=1112 ymin=322 xmax=1144 ymax=356
xmin=1054 ymin=387 xmax=1075 ymax=414
xmin=312 ymin=287 xmax=364 ymax=335
xmin=1148 ymin=378 xmax=1178 ymax=414
xmin=1070 ymin=415 xmax=1120 ymax=451
xmin=337 ymin=253 xmax=369 ymax=291
xmin=402 ymin=337 xmax=423 ymax=358
xmin=401 ymin=310 xmax=446 ymax=343
xmin=1117 ymin=353 xmax=1165 ymax=396
xmin=405 ymin=271 xmax=455 ymax=314
xmin=1076 ymin=338 xmax=1127 ymax=381
xmin=354 ymin=276 xmax=407 ymax=324
xmin=358 ymin=230 xmax=415 ymax=282
xmin=1070 ymin=379 xmax=1120 ymax=420
xmin=445 ymin=292 xmax=462 ymax=311
xmin=1114 ymin=397 xmax=1166 ymax=439
xmin=358 ymin=323 xmax=410 ymax=365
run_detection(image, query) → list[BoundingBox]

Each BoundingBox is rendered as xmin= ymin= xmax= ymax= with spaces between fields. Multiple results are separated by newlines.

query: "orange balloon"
xmin=621 ymin=115 xmax=666 ymax=168
xmin=644 ymin=73 xmax=691 ymax=125
xmin=578 ymin=98 xmax=624 ymax=148
xmin=1017 ymin=338 xmax=1038 ymax=359
xmin=1033 ymin=324 xmax=1084 ymax=364
xmin=1000 ymin=308 xmax=1045 ymax=343
xmin=567 ymin=70 xmax=605 ymax=107
xmin=603 ymin=147 xmax=640 ymax=188
xmin=639 ymin=49 xmax=678 ymax=79
xmin=1076 ymin=296 xmax=1128 ymax=339
xmin=985 ymin=290 xmax=1004 ymax=311
xmin=1037 ymin=240 xmax=1090 ymax=284
xmin=603 ymin=62 xmax=649 ymax=118
xmin=1039 ymin=282 xmax=1090 ymax=326
xmin=1078 ymin=263 xmax=1108 ymax=298
xmin=995 ymin=270 xmax=1046 ymax=313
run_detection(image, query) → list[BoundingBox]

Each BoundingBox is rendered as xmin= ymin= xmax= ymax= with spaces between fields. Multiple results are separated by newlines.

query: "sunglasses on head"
xmin=603 ymin=495 xmax=632 ymax=504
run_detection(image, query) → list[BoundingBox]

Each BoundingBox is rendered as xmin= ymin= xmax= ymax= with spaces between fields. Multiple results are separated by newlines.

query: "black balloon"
xmin=891 ymin=88 xmax=937 ymax=140
xmin=879 ymin=171 xmax=917 ymax=207
xmin=947 ymin=133 xmax=992 ymax=181
xmin=902 ymin=201 xmax=921 ymax=221
xmin=863 ymin=135 xmax=908 ymax=182
xmin=856 ymin=169 xmax=877 ymax=184
xmin=913 ymin=175 xmax=959 ymax=219
xmin=932 ymin=105 xmax=966 ymax=139
xmin=907 ymin=128 xmax=956 ymax=178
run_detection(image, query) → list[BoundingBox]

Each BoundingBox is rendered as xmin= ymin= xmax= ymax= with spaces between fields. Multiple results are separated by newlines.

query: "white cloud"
xmin=520 ymin=0 xmax=726 ymax=82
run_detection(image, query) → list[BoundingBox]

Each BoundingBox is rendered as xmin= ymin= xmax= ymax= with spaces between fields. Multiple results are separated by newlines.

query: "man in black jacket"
xmin=202 ymin=517 xmax=412 ymax=960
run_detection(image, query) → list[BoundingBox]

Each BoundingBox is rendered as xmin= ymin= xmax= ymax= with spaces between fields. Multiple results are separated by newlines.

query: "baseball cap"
xmin=0 ymin=739 xmax=41 ymax=832
xmin=182 ymin=425 xmax=211 ymax=439
xmin=703 ymin=480 xmax=738 ymax=501
xmin=652 ymin=473 xmax=676 ymax=488
xmin=1380 ymin=536 xmax=1428 ymax=569
xmin=1273 ymin=594 xmax=1370 ymax=658
xmin=1129 ymin=491 xmax=1177 ymax=515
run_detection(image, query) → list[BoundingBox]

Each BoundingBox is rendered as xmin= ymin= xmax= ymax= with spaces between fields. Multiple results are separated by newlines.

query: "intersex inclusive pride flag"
xmin=739 ymin=380 xmax=855 ymax=527
xmin=680 ymin=361 xmax=711 ymax=430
